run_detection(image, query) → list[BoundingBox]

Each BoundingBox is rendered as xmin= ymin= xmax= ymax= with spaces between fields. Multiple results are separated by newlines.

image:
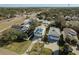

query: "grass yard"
xmin=0 ymin=17 xmax=5 ymax=20
xmin=0 ymin=17 xmax=25 ymax=31
xmin=40 ymin=48 xmax=53 ymax=55
xmin=3 ymin=40 xmax=31 ymax=54
xmin=29 ymin=42 xmax=53 ymax=55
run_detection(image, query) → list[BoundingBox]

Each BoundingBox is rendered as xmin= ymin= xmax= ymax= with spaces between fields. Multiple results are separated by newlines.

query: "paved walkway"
xmin=0 ymin=48 xmax=17 ymax=55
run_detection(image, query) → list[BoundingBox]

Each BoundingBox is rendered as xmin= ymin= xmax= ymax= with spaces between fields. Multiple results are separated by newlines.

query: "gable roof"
xmin=63 ymin=28 xmax=77 ymax=36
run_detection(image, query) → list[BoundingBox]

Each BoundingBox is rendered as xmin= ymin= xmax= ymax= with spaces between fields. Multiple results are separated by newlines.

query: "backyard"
xmin=2 ymin=40 xmax=31 ymax=54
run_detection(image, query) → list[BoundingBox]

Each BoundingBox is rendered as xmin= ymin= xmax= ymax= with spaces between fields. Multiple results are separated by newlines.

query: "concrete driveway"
xmin=44 ymin=41 xmax=59 ymax=55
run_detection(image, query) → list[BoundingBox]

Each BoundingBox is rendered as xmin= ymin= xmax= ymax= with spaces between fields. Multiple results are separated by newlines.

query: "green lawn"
xmin=40 ymin=48 xmax=53 ymax=55
xmin=3 ymin=40 xmax=31 ymax=54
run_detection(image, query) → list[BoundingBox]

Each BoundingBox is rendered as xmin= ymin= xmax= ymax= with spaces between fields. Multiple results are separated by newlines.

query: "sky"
xmin=0 ymin=4 xmax=79 ymax=7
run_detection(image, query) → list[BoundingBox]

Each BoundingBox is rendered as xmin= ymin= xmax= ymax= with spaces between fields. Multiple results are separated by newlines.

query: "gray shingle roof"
xmin=48 ymin=27 xmax=61 ymax=37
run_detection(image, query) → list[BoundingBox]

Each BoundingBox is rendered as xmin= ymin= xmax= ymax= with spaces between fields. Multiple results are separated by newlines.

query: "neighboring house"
xmin=63 ymin=28 xmax=78 ymax=41
xmin=21 ymin=19 xmax=32 ymax=32
xmin=71 ymin=16 xmax=78 ymax=21
xmin=65 ymin=16 xmax=71 ymax=21
xmin=42 ymin=20 xmax=51 ymax=27
xmin=21 ymin=24 xmax=30 ymax=32
xmin=47 ymin=27 xmax=61 ymax=42
xmin=65 ymin=15 xmax=79 ymax=21
xmin=34 ymin=25 xmax=46 ymax=38
xmin=37 ymin=18 xmax=51 ymax=27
